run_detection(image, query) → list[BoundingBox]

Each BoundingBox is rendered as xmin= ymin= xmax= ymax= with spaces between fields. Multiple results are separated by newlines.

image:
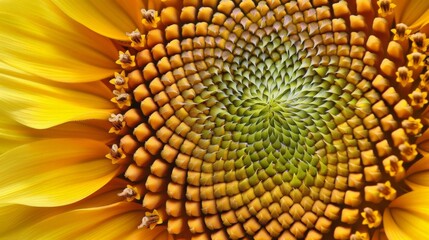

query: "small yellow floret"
xmin=105 ymin=144 xmax=126 ymax=164
xmin=402 ymin=117 xmax=423 ymax=135
xmin=395 ymin=66 xmax=413 ymax=87
xmin=391 ymin=23 xmax=411 ymax=41
xmin=361 ymin=207 xmax=382 ymax=228
xmin=116 ymin=50 xmax=136 ymax=69
xmin=109 ymin=71 xmax=129 ymax=90
xmin=141 ymin=9 xmax=160 ymax=29
xmin=398 ymin=141 xmax=418 ymax=162
xmin=377 ymin=181 xmax=397 ymax=200
xmin=138 ymin=209 xmax=163 ymax=229
xmin=126 ymin=29 xmax=146 ymax=48
xmin=111 ymin=89 xmax=132 ymax=108
xmin=409 ymin=88 xmax=428 ymax=109
xmin=377 ymin=0 xmax=396 ymax=17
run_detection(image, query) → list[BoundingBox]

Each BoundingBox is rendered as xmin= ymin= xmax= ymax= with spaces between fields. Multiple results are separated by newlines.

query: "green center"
xmin=190 ymin=28 xmax=350 ymax=188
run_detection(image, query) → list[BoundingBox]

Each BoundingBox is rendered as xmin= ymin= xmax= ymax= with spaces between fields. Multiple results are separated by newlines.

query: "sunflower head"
xmin=1 ymin=0 xmax=429 ymax=239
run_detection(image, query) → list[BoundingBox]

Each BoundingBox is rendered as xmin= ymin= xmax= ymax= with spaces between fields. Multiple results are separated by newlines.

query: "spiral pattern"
xmin=107 ymin=0 xmax=429 ymax=239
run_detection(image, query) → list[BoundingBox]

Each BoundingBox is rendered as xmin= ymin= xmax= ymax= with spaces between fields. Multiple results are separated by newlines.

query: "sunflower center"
xmin=105 ymin=0 xmax=429 ymax=239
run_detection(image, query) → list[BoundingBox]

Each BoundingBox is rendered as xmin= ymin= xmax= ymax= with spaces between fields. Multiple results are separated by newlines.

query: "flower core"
xmin=106 ymin=0 xmax=429 ymax=239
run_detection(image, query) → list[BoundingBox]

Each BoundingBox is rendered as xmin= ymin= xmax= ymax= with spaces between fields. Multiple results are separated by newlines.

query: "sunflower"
xmin=1 ymin=0 xmax=429 ymax=239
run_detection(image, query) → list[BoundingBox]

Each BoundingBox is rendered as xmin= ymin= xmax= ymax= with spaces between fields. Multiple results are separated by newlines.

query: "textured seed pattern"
xmin=107 ymin=0 xmax=428 ymax=239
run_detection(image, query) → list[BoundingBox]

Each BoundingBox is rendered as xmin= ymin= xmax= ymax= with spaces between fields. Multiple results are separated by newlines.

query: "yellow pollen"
xmin=116 ymin=50 xmax=136 ymax=69
xmin=395 ymin=66 xmax=413 ymax=87
xmin=138 ymin=210 xmax=163 ymax=230
xmin=361 ymin=208 xmax=382 ymax=228
xmin=398 ymin=141 xmax=418 ymax=162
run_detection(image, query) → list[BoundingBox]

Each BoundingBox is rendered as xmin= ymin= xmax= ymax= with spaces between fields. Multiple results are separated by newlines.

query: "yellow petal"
xmin=20 ymin=202 xmax=168 ymax=240
xmin=0 ymin=61 xmax=115 ymax=99
xmin=0 ymin=73 xmax=113 ymax=148
xmin=384 ymin=190 xmax=429 ymax=240
xmin=0 ymin=70 xmax=115 ymax=129
xmin=33 ymin=120 xmax=115 ymax=143
xmin=51 ymin=0 xmax=143 ymax=40
xmin=0 ymin=114 xmax=114 ymax=154
xmin=0 ymin=139 xmax=120 ymax=207
xmin=395 ymin=0 xmax=429 ymax=31
xmin=0 ymin=118 xmax=114 ymax=155
xmin=405 ymin=156 xmax=429 ymax=190
xmin=0 ymin=178 xmax=127 ymax=236
xmin=0 ymin=113 xmax=33 ymax=142
xmin=0 ymin=113 xmax=38 ymax=154
xmin=0 ymin=0 xmax=119 ymax=82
